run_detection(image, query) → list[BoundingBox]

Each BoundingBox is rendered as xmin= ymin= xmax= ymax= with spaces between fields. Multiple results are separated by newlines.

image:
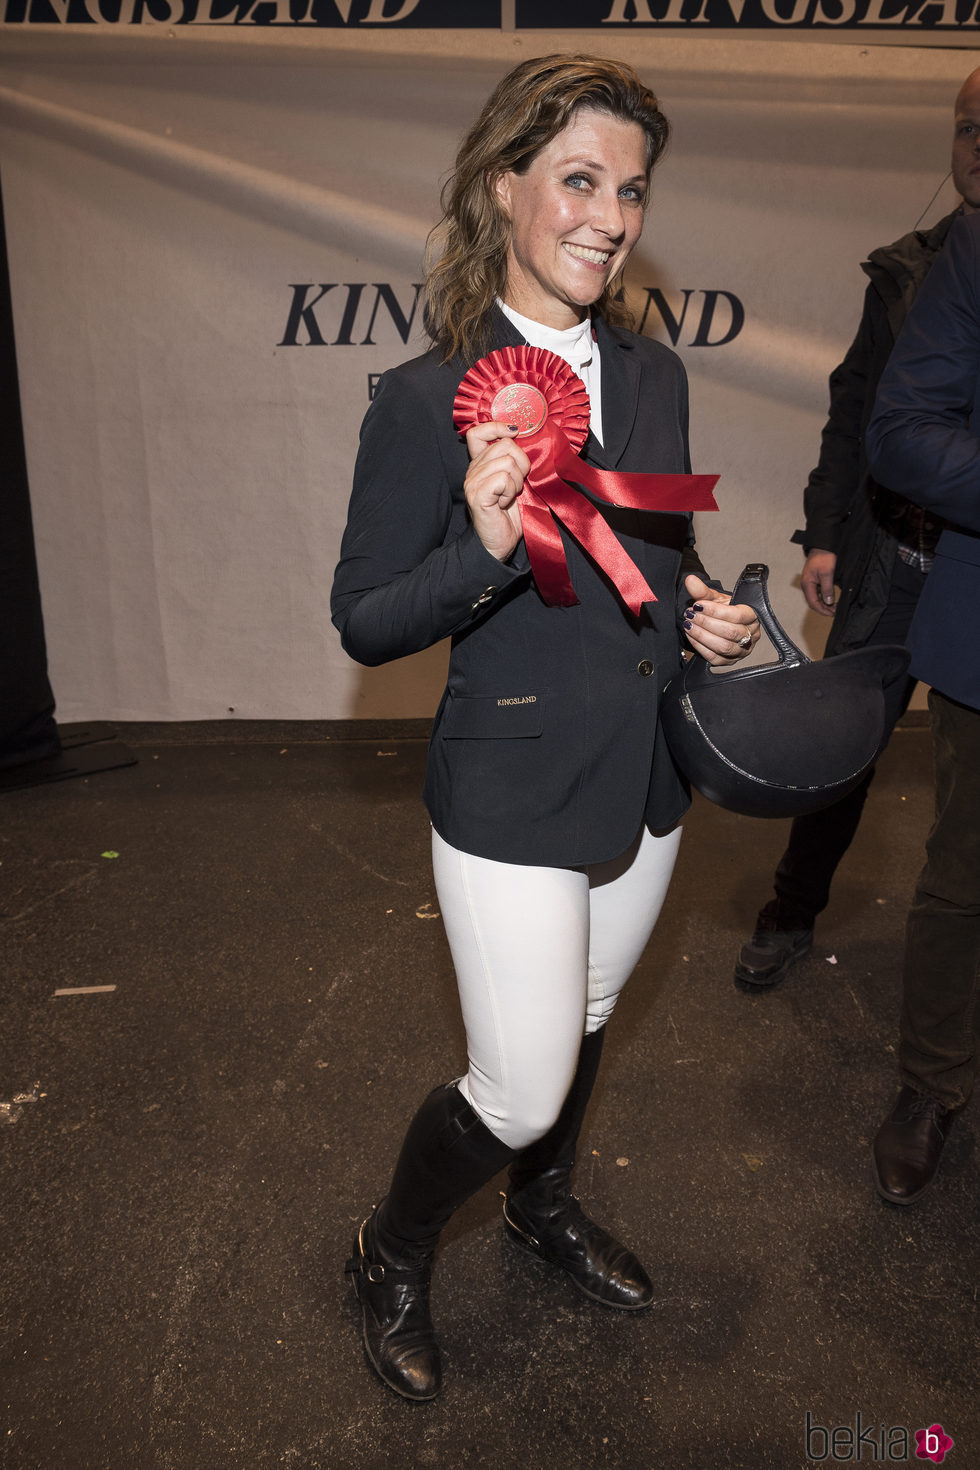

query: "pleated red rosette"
xmin=453 ymin=345 xmax=719 ymax=614
xmin=452 ymin=345 xmax=591 ymax=454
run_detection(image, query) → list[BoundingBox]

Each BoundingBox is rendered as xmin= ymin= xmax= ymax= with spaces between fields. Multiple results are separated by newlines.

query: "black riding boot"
xmin=346 ymin=1081 xmax=515 ymax=1401
xmin=503 ymin=1028 xmax=654 ymax=1311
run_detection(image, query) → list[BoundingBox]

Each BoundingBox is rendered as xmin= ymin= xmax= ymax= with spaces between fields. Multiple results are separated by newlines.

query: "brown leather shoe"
xmin=871 ymin=1086 xmax=956 ymax=1206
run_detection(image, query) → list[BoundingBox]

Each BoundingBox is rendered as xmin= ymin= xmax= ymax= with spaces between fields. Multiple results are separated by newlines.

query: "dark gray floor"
xmin=2 ymin=720 xmax=976 ymax=1470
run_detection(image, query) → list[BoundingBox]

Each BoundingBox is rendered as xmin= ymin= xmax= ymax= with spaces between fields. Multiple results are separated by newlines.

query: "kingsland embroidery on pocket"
xmin=441 ymin=694 xmax=543 ymax=739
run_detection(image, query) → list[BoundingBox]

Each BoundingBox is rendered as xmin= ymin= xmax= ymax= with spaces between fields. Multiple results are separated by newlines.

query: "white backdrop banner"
xmin=0 ymin=30 xmax=974 ymax=720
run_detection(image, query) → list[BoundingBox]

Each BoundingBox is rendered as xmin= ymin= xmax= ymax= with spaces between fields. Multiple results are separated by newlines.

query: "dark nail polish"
xmin=507 ymin=424 xmax=519 ymax=432
xmin=692 ymin=603 xmax=704 ymax=612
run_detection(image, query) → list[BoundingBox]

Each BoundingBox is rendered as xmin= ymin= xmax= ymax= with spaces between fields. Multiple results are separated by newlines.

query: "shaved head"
xmin=952 ymin=69 xmax=980 ymax=211
xmin=955 ymin=68 xmax=980 ymax=115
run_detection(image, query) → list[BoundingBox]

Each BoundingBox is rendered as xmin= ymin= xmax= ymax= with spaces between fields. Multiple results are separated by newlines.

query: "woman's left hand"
xmin=682 ymin=575 xmax=761 ymax=665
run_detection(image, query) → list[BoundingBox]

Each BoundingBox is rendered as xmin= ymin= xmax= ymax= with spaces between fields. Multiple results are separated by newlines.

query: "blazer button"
xmin=637 ymin=660 xmax=654 ymax=677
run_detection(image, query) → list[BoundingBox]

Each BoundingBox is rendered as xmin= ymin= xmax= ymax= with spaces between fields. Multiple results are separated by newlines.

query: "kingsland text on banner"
xmin=519 ymin=0 xmax=980 ymax=30
xmin=3 ymin=0 xmax=978 ymax=31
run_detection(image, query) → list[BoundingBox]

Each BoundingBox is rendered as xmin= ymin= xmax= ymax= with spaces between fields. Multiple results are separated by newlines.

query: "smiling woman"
xmin=493 ymin=111 xmax=649 ymax=330
xmin=331 ymin=52 xmax=760 ymax=1405
xmin=423 ymin=53 xmax=670 ymax=368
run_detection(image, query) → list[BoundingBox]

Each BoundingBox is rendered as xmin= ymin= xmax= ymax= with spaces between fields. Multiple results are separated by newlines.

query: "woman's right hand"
xmin=463 ymin=421 xmax=531 ymax=563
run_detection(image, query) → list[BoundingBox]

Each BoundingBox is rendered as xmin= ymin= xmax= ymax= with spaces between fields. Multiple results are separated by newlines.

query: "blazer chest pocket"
xmin=441 ymin=694 xmax=543 ymax=739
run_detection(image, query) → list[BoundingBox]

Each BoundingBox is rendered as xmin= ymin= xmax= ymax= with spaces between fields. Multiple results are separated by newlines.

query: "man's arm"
xmin=867 ymin=213 xmax=980 ymax=534
xmin=802 ymin=289 xmax=877 ymax=556
xmin=798 ymin=284 xmax=883 ymax=613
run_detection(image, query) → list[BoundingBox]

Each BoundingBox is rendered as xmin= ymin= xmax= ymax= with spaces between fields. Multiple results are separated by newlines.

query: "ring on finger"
xmin=737 ymin=634 xmax=752 ymax=649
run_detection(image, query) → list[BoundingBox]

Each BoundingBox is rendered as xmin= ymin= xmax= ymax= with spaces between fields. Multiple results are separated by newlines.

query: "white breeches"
xmin=430 ymin=822 xmax=682 ymax=1150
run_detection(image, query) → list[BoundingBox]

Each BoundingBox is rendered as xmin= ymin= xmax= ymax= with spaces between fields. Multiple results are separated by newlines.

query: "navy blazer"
xmin=867 ymin=211 xmax=980 ymax=712
xmin=331 ymin=310 xmax=711 ymax=866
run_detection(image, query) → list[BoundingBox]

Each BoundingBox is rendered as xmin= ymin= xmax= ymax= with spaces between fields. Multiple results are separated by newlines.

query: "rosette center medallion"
xmin=490 ymin=383 xmax=549 ymax=437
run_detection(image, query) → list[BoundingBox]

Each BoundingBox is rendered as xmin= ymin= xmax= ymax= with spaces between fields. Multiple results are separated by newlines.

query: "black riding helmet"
xmin=660 ymin=564 xmax=910 ymax=819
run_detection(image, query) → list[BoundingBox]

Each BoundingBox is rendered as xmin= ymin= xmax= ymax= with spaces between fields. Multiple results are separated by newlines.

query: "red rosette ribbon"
xmin=452 ymin=345 xmax=719 ymax=614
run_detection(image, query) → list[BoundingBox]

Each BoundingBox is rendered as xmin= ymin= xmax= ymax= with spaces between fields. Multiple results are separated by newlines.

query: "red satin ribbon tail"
xmin=550 ymin=435 xmax=720 ymax=513
xmin=519 ymin=492 xmax=579 ymax=607
xmin=546 ymin=486 xmax=657 ymax=615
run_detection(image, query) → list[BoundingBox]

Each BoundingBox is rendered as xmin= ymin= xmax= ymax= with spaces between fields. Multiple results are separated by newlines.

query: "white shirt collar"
xmin=497 ymin=300 xmax=594 ymax=376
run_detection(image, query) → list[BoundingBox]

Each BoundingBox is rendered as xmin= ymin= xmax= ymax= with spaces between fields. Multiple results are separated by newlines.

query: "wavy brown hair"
xmin=423 ymin=54 xmax=670 ymax=365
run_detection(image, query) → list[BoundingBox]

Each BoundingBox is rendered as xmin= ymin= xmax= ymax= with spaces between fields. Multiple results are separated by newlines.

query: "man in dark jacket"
xmin=866 ymin=207 xmax=980 ymax=1204
xmin=734 ymin=68 xmax=980 ymax=991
